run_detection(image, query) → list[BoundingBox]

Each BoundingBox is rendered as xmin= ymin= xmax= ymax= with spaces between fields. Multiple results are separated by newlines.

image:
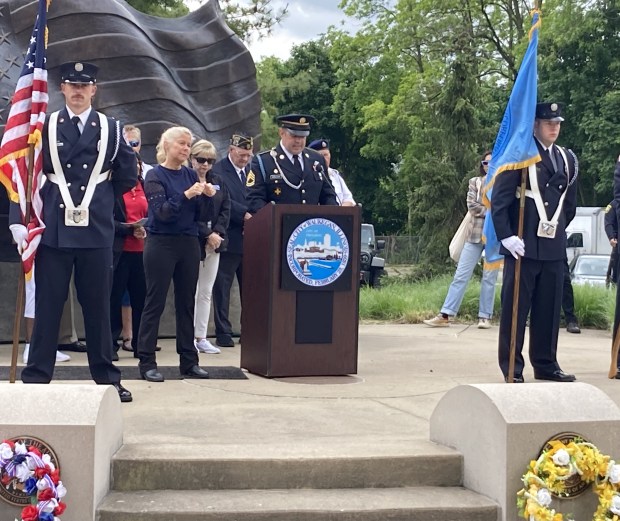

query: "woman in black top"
xmin=136 ymin=126 xmax=216 ymax=382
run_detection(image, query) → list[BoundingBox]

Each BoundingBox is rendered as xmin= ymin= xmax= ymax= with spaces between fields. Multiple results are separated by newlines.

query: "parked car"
xmin=569 ymin=254 xmax=609 ymax=287
xmin=360 ymin=223 xmax=385 ymax=288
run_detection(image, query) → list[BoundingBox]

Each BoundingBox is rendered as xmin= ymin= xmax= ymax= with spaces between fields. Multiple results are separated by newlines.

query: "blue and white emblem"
xmin=286 ymin=218 xmax=349 ymax=287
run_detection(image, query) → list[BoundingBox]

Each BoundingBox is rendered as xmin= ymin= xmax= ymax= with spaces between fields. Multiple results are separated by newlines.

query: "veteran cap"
xmin=308 ymin=138 xmax=330 ymax=151
xmin=535 ymin=102 xmax=564 ymax=122
xmin=60 ymin=61 xmax=98 ymax=84
xmin=230 ymin=133 xmax=253 ymax=150
xmin=276 ymin=114 xmax=315 ymax=137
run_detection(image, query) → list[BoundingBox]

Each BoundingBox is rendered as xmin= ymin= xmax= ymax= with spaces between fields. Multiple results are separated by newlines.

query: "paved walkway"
xmin=1 ymin=323 xmax=618 ymax=448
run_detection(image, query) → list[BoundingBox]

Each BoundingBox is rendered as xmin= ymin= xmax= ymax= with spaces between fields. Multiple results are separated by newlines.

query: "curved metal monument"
xmin=0 ymin=0 xmax=261 ymax=163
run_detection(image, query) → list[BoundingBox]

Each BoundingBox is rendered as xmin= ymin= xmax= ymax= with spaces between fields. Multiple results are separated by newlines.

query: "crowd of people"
xmin=4 ymin=61 xmax=356 ymax=402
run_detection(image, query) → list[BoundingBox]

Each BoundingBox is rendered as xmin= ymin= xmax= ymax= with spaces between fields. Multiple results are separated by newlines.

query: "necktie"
xmin=547 ymin=146 xmax=558 ymax=172
xmin=292 ymin=154 xmax=302 ymax=176
xmin=239 ymin=168 xmax=246 ymax=185
xmin=71 ymin=116 xmax=82 ymax=139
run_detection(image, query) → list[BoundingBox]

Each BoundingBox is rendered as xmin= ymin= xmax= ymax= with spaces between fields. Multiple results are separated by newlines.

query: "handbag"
xmin=449 ymin=211 xmax=473 ymax=263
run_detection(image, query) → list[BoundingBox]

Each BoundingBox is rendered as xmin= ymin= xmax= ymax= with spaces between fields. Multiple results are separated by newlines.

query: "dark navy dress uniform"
xmin=246 ymin=144 xmax=337 ymax=213
xmin=211 ymin=153 xmax=249 ymax=343
xmin=492 ymin=137 xmax=577 ymax=380
xmin=11 ymin=95 xmax=137 ymax=385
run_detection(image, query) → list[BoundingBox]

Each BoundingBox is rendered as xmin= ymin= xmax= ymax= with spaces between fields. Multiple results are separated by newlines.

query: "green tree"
xmin=125 ymin=0 xmax=188 ymax=17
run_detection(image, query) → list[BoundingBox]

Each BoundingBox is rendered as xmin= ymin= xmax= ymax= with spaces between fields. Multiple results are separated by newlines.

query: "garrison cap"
xmin=535 ymin=102 xmax=564 ymax=122
xmin=230 ymin=133 xmax=253 ymax=150
xmin=276 ymin=114 xmax=315 ymax=137
xmin=60 ymin=61 xmax=98 ymax=84
xmin=308 ymin=139 xmax=330 ymax=151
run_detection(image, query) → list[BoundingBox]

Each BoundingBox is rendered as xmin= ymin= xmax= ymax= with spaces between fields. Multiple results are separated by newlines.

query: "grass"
xmin=360 ymin=274 xmax=616 ymax=329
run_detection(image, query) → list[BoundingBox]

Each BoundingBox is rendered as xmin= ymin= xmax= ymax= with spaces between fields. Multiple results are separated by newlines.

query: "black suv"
xmin=360 ymin=224 xmax=386 ymax=287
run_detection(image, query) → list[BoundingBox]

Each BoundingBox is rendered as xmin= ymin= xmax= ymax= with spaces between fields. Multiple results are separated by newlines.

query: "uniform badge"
xmin=246 ymin=171 xmax=255 ymax=187
xmin=75 ymin=62 xmax=84 ymax=72
xmin=274 ymin=187 xmax=282 ymax=196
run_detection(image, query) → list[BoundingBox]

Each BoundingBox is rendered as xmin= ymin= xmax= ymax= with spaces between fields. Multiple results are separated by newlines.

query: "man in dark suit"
xmin=210 ymin=132 xmax=253 ymax=348
xmin=9 ymin=61 xmax=136 ymax=401
xmin=492 ymin=102 xmax=578 ymax=383
xmin=246 ymin=114 xmax=337 ymax=212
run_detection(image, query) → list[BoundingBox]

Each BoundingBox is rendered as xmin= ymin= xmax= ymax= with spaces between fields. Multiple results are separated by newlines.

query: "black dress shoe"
xmin=112 ymin=383 xmax=133 ymax=403
xmin=112 ymin=350 xmax=119 ymax=362
xmin=534 ymin=369 xmax=576 ymax=382
xmin=615 ymin=371 xmax=620 ymax=380
xmin=566 ymin=322 xmax=581 ymax=334
xmin=504 ymin=375 xmax=525 ymax=383
xmin=58 ymin=341 xmax=87 ymax=352
xmin=216 ymin=336 xmax=235 ymax=348
xmin=141 ymin=369 xmax=164 ymax=382
xmin=181 ymin=365 xmax=210 ymax=379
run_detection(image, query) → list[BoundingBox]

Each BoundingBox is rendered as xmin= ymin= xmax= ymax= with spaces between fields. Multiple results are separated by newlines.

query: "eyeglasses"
xmin=128 ymin=140 xmax=140 ymax=147
xmin=194 ymin=156 xmax=216 ymax=165
xmin=481 ymin=160 xmax=490 ymax=166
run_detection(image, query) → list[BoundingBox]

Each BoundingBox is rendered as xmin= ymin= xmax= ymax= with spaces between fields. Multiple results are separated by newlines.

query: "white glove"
xmin=9 ymin=224 xmax=28 ymax=255
xmin=501 ymin=235 xmax=525 ymax=259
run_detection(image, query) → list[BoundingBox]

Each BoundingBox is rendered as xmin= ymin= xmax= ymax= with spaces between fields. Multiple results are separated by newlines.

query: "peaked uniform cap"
xmin=60 ymin=61 xmax=98 ymax=84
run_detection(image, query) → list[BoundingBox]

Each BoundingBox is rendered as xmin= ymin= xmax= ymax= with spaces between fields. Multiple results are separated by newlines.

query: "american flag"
xmin=0 ymin=0 xmax=50 ymax=278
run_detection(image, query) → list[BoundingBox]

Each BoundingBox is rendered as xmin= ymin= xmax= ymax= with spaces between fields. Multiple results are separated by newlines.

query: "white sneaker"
xmin=477 ymin=318 xmax=491 ymax=329
xmin=194 ymin=339 xmax=221 ymax=354
xmin=56 ymin=350 xmax=71 ymax=362
xmin=22 ymin=344 xmax=71 ymax=363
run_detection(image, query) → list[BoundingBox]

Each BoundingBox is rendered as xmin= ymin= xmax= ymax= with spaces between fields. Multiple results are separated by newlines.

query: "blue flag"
xmin=482 ymin=9 xmax=542 ymax=268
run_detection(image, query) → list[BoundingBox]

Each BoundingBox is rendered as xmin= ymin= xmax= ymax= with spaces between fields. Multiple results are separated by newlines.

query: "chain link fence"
xmin=377 ymin=236 xmax=422 ymax=265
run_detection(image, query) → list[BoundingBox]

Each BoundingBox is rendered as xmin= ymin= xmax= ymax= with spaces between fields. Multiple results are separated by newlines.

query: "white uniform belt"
xmin=515 ymin=187 xmax=534 ymax=199
xmin=47 ymin=171 xmax=110 ymax=185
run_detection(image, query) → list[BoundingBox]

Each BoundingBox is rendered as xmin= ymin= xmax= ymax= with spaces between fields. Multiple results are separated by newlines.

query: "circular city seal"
xmin=539 ymin=432 xmax=590 ymax=498
xmin=286 ymin=218 xmax=350 ymax=287
xmin=0 ymin=436 xmax=59 ymax=506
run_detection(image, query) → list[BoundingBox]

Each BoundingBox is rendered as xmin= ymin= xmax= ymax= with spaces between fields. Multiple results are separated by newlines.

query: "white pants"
xmin=194 ymin=249 xmax=220 ymax=338
xmin=24 ymin=264 xmax=35 ymax=319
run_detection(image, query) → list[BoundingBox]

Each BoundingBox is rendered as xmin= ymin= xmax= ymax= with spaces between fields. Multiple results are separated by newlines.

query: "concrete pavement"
xmin=1 ymin=322 xmax=617 ymax=449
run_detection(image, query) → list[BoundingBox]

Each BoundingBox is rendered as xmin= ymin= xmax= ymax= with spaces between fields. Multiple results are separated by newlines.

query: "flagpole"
xmin=507 ymin=167 xmax=528 ymax=383
xmin=9 ymin=143 xmax=35 ymax=383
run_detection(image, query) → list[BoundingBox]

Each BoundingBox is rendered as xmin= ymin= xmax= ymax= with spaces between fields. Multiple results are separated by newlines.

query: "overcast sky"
xmin=245 ymin=1 xmax=359 ymax=61
xmin=188 ymin=1 xmax=360 ymax=61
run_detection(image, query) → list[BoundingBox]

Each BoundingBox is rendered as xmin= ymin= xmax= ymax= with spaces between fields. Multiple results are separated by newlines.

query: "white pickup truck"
xmin=565 ymin=206 xmax=612 ymax=263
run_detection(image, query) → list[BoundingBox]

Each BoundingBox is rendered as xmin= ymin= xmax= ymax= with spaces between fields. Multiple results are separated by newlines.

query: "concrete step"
xmin=97 ymin=486 xmax=499 ymax=521
xmin=111 ymin=440 xmax=463 ymax=491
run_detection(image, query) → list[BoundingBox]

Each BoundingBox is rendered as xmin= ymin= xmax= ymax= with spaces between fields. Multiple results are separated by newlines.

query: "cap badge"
xmin=75 ymin=63 xmax=83 ymax=72
xmin=550 ymin=103 xmax=558 ymax=111
xmin=299 ymin=117 xmax=306 ymax=124
xmin=322 ymin=141 xmax=327 ymax=147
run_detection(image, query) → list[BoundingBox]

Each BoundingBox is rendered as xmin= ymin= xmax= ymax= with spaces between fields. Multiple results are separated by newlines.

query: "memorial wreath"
xmin=518 ymin=437 xmax=620 ymax=521
xmin=0 ymin=439 xmax=67 ymax=521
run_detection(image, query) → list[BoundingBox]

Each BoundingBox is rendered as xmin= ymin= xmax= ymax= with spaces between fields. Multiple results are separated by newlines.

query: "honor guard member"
xmin=492 ymin=102 xmax=578 ymax=383
xmin=308 ymin=138 xmax=356 ymax=206
xmin=9 ymin=61 xmax=137 ymax=402
xmin=246 ymin=114 xmax=337 ymax=213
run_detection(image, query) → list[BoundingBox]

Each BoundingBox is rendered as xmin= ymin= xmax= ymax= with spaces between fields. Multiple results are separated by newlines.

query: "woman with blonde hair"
xmin=191 ymin=139 xmax=230 ymax=354
xmin=136 ymin=126 xmax=217 ymax=382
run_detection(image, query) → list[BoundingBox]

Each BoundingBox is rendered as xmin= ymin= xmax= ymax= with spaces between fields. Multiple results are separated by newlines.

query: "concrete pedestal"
xmin=0 ymin=384 xmax=123 ymax=521
xmin=430 ymin=382 xmax=620 ymax=521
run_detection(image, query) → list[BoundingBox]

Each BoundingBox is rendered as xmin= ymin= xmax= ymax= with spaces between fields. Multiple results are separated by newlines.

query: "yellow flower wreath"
xmin=517 ymin=438 xmax=620 ymax=521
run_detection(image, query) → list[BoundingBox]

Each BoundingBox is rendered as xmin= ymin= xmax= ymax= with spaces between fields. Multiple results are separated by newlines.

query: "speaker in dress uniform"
xmin=492 ymin=102 xmax=578 ymax=383
xmin=246 ymin=114 xmax=337 ymax=213
xmin=9 ymin=61 xmax=137 ymax=401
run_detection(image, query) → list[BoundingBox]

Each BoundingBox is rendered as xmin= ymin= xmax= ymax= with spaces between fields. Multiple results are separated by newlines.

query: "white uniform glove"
xmin=9 ymin=224 xmax=28 ymax=255
xmin=501 ymin=235 xmax=525 ymax=259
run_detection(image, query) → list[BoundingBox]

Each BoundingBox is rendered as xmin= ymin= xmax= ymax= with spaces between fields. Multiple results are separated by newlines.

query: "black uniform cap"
xmin=60 ymin=61 xmax=98 ymax=84
xmin=535 ymin=102 xmax=564 ymax=122
xmin=308 ymin=139 xmax=329 ymax=151
xmin=276 ymin=114 xmax=315 ymax=137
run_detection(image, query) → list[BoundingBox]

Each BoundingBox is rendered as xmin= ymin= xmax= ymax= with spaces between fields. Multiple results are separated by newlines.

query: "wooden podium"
xmin=241 ymin=204 xmax=361 ymax=377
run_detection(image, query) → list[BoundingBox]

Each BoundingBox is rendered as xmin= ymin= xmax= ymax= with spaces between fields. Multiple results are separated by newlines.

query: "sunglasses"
xmin=481 ymin=160 xmax=490 ymax=166
xmin=194 ymin=156 xmax=216 ymax=165
xmin=128 ymin=140 xmax=140 ymax=147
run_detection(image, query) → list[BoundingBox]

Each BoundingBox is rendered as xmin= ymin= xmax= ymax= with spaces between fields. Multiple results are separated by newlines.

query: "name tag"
xmin=269 ymin=174 xmax=282 ymax=180
xmin=537 ymin=220 xmax=557 ymax=239
xmin=65 ymin=208 xmax=89 ymax=227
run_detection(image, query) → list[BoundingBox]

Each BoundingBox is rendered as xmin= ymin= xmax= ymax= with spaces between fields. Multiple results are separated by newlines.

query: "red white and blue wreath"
xmin=0 ymin=439 xmax=67 ymax=521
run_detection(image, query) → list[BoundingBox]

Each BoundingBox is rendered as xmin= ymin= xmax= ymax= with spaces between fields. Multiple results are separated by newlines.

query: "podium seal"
xmin=286 ymin=218 xmax=350 ymax=287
